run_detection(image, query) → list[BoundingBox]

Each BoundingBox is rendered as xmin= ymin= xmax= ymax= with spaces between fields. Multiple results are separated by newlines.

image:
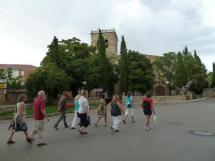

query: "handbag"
xmin=8 ymin=104 xmax=17 ymax=130
xmin=86 ymin=116 xmax=91 ymax=126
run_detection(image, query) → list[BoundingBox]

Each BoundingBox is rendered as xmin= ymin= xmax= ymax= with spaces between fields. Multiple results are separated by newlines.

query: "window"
xmin=11 ymin=70 xmax=19 ymax=78
xmin=105 ymin=39 xmax=109 ymax=48
xmin=21 ymin=71 xmax=25 ymax=77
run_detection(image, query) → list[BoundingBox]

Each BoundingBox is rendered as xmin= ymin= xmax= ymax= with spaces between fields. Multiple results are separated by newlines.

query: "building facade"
xmin=91 ymin=29 xmax=118 ymax=61
xmin=0 ymin=64 xmax=37 ymax=82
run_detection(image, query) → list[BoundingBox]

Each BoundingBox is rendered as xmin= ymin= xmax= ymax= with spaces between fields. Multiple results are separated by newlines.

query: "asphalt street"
xmin=0 ymin=99 xmax=215 ymax=161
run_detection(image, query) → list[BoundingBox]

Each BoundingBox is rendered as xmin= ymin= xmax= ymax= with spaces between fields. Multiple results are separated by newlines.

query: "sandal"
xmin=79 ymin=130 xmax=83 ymax=135
xmin=83 ymin=131 xmax=88 ymax=135
xmin=7 ymin=140 xmax=16 ymax=144
xmin=26 ymin=137 xmax=32 ymax=144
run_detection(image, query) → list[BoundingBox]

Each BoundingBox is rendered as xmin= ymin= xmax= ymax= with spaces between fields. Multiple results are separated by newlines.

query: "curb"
xmin=0 ymin=107 xmax=98 ymax=121
xmin=132 ymin=98 xmax=206 ymax=106
xmin=154 ymin=98 xmax=206 ymax=104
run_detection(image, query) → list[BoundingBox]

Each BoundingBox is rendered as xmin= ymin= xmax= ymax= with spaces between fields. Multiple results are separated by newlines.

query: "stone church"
xmin=90 ymin=29 xmax=169 ymax=96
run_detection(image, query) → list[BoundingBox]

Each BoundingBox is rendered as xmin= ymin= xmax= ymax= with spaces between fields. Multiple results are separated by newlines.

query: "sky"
xmin=0 ymin=0 xmax=215 ymax=71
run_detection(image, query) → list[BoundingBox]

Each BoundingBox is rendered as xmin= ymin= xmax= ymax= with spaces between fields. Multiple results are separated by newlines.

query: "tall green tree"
xmin=119 ymin=36 xmax=128 ymax=94
xmin=174 ymin=52 xmax=188 ymax=87
xmin=194 ymin=50 xmax=207 ymax=76
xmin=41 ymin=36 xmax=65 ymax=69
xmin=127 ymin=50 xmax=154 ymax=94
xmin=211 ymin=63 xmax=215 ymax=88
xmin=97 ymin=29 xmax=118 ymax=97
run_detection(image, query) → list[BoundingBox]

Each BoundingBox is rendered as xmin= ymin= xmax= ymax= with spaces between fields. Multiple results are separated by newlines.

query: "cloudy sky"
xmin=0 ymin=0 xmax=215 ymax=71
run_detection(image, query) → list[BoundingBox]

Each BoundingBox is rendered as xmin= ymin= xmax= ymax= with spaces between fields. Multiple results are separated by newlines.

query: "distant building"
xmin=145 ymin=55 xmax=169 ymax=96
xmin=91 ymin=29 xmax=119 ymax=64
xmin=0 ymin=64 xmax=37 ymax=82
xmin=90 ymin=29 xmax=169 ymax=96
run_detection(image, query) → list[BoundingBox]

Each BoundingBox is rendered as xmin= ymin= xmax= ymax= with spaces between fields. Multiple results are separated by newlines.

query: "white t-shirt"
xmin=78 ymin=96 xmax=89 ymax=114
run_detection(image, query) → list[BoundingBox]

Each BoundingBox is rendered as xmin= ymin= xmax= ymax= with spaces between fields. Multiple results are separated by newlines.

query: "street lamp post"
xmin=165 ymin=80 xmax=169 ymax=96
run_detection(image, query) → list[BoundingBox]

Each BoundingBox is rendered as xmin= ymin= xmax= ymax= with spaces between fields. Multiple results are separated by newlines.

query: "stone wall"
xmin=88 ymin=95 xmax=187 ymax=106
xmin=0 ymin=89 xmax=27 ymax=105
xmin=129 ymin=96 xmax=187 ymax=105
xmin=91 ymin=29 xmax=118 ymax=58
xmin=203 ymin=88 xmax=215 ymax=97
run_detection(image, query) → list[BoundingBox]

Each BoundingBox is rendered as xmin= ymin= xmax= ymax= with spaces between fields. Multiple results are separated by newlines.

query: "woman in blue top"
xmin=71 ymin=94 xmax=81 ymax=129
xmin=123 ymin=91 xmax=135 ymax=124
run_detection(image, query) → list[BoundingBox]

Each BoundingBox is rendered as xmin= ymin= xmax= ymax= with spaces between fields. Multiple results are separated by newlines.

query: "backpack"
xmin=142 ymin=100 xmax=150 ymax=110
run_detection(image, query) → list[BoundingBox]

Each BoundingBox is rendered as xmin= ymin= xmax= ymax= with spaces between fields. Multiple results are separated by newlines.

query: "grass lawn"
xmin=0 ymin=103 xmax=98 ymax=118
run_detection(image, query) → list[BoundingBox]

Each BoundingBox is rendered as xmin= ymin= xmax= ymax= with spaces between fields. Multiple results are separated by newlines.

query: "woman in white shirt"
xmin=78 ymin=92 xmax=90 ymax=135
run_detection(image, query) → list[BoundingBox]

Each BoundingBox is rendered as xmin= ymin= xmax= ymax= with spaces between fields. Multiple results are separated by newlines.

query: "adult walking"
xmin=110 ymin=95 xmax=123 ymax=132
xmin=123 ymin=91 xmax=135 ymax=124
xmin=78 ymin=91 xmax=90 ymax=135
xmin=54 ymin=91 xmax=69 ymax=130
xmin=142 ymin=93 xmax=155 ymax=131
xmin=95 ymin=93 xmax=107 ymax=127
xmin=30 ymin=90 xmax=50 ymax=146
xmin=7 ymin=94 xmax=32 ymax=144
xmin=71 ymin=94 xmax=81 ymax=129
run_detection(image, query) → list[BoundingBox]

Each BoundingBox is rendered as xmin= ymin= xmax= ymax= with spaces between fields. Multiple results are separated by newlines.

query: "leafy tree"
xmin=127 ymin=50 xmax=154 ymax=94
xmin=26 ymin=63 xmax=69 ymax=99
xmin=154 ymin=52 xmax=177 ymax=94
xmin=174 ymin=47 xmax=208 ymax=94
xmin=174 ymin=52 xmax=188 ymax=87
xmin=41 ymin=36 xmax=94 ymax=94
xmin=119 ymin=36 xmax=128 ymax=94
xmin=211 ymin=63 xmax=215 ymax=88
xmin=194 ymin=50 xmax=207 ymax=76
xmin=41 ymin=36 xmax=66 ymax=69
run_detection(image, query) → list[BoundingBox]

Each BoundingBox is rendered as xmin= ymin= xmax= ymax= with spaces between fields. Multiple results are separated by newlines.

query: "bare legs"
xmin=95 ymin=113 xmax=107 ymax=127
xmin=7 ymin=130 xmax=32 ymax=144
xmin=145 ymin=115 xmax=151 ymax=131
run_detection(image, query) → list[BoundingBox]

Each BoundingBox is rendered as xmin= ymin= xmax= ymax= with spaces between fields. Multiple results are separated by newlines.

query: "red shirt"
xmin=142 ymin=97 xmax=153 ymax=110
xmin=33 ymin=96 xmax=46 ymax=120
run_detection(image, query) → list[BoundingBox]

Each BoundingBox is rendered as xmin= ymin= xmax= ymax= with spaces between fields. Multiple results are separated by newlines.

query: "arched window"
xmin=105 ymin=39 xmax=109 ymax=48
xmin=97 ymin=39 xmax=109 ymax=48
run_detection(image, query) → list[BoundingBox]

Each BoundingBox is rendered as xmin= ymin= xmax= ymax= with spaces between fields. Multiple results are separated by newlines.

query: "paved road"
xmin=0 ymin=99 xmax=215 ymax=161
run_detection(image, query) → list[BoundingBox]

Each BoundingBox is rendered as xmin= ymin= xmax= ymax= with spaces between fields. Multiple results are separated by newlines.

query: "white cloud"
xmin=0 ymin=0 xmax=214 ymax=71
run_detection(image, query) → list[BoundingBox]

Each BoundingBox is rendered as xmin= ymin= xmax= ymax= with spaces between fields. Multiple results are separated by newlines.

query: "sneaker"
xmin=54 ymin=125 xmax=58 ymax=130
xmin=79 ymin=130 xmax=83 ymax=135
xmin=83 ymin=131 xmax=88 ymax=135
xmin=26 ymin=137 xmax=32 ymax=144
xmin=37 ymin=142 xmax=47 ymax=146
xmin=71 ymin=127 xmax=76 ymax=130
xmin=123 ymin=120 xmax=127 ymax=124
xmin=145 ymin=127 xmax=150 ymax=131
xmin=132 ymin=120 xmax=136 ymax=123
xmin=114 ymin=129 xmax=120 ymax=132
xmin=65 ymin=125 xmax=69 ymax=128
xmin=7 ymin=140 xmax=16 ymax=144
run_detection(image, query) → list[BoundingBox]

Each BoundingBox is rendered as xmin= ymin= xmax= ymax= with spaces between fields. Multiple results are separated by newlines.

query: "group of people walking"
xmin=6 ymin=90 xmax=156 ymax=146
